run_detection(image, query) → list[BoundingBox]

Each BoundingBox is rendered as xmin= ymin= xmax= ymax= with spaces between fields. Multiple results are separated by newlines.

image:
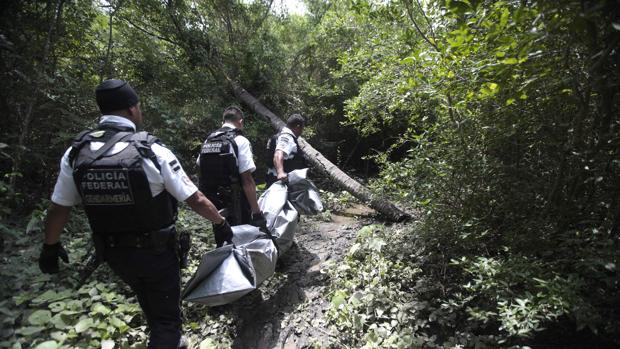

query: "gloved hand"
xmin=250 ymin=211 xmax=268 ymax=232
xmin=213 ymin=219 xmax=233 ymax=248
xmin=39 ymin=242 xmax=69 ymax=274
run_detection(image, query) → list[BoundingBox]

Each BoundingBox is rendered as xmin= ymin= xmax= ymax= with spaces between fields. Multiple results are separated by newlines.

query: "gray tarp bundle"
xmin=181 ymin=225 xmax=277 ymax=306
xmin=182 ymin=169 xmax=322 ymax=306
xmin=287 ymin=169 xmax=323 ymax=215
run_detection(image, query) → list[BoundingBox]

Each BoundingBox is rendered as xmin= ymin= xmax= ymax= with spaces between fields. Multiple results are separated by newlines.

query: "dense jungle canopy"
xmin=1 ymin=0 xmax=620 ymax=348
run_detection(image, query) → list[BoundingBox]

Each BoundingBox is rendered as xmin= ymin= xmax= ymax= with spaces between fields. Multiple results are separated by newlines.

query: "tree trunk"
xmin=10 ymin=0 xmax=65 ymax=190
xmin=230 ymin=81 xmax=411 ymax=222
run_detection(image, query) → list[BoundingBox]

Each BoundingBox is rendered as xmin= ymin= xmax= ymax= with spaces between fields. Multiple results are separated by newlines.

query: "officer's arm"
xmin=185 ymin=190 xmax=226 ymax=224
xmin=43 ymin=203 xmax=72 ymax=244
xmin=274 ymin=150 xmax=287 ymax=179
xmin=240 ymin=171 xmax=261 ymax=214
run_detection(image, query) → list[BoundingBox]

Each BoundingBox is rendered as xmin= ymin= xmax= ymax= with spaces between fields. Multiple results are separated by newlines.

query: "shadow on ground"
xmin=230 ymin=242 xmax=321 ymax=349
xmin=204 ymin=210 xmax=368 ymax=349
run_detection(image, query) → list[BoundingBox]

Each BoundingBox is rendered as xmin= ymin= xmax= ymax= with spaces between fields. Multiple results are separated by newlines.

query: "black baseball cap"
xmin=95 ymin=79 xmax=139 ymax=114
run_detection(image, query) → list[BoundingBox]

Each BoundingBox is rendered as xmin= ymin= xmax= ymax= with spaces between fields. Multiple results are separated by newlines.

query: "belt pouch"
xmin=150 ymin=225 xmax=176 ymax=253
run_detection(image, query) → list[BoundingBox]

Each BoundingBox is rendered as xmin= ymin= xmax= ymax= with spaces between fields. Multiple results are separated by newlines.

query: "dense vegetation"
xmin=1 ymin=0 xmax=619 ymax=348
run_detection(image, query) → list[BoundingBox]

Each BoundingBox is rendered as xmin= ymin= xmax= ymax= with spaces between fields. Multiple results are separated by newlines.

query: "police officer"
xmin=197 ymin=106 xmax=265 ymax=233
xmin=38 ymin=79 xmax=233 ymax=349
xmin=266 ymin=113 xmax=308 ymax=186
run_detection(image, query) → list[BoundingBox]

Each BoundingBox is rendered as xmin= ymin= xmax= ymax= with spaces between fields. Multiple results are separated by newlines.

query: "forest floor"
xmin=0 ymin=196 xmax=378 ymax=348
xmin=208 ymin=204 xmax=376 ymax=349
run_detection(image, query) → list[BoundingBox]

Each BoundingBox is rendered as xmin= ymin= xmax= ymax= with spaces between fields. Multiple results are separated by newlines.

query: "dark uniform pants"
xmin=105 ymin=245 xmax=181 ymax=349
xmin=205 ymin=190 xmax=251 ymax=226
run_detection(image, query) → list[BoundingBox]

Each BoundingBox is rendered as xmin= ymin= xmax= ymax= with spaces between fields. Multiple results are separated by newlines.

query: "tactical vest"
xmin=198 ymin=127 xmax=243 ymax=194
xmin=265 ymin=131 xmax=307 ymax=172
xmin=69 ymin=124 xmax=177 ymax=235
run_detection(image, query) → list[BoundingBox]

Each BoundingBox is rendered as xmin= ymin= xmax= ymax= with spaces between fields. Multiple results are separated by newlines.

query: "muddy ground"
xmin=214 ymin=205 xmax=376 ymax=349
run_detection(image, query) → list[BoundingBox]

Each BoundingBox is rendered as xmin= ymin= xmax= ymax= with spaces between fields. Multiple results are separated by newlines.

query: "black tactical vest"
xmin=70 ymin=125 xmax=177 ymax=235
xmin=198 ymin=127 xmax=243 ymax=194
xmin=265 ymin=131 xmax=307 ymax=172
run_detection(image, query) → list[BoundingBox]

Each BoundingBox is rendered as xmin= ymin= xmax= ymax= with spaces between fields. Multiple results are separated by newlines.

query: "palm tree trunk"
xmin=230 ymin=81 xmax=411 ymax=222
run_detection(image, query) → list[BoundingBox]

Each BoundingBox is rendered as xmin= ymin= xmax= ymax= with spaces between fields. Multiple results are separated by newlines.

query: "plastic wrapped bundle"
xmin=183 ymin=170 xmax=323 ymax=306
xmin=182 ymin=225 xmax=277 ymax=306
xmin=258 ymin=183 xmax=299 ymax=254
xmin=269 ymin=201 xmax=298 ymax=254
xmin=231 ymin=225 xmax=278 ymax=285
xmin=287 ymin=169 xmax=324 ymax=215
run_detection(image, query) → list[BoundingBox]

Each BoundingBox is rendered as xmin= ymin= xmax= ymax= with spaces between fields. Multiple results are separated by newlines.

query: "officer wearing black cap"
xmin=38 ymin=79 xmax=233 ymax=349
xmin=266 ymin=113 xmax=308 ymax=186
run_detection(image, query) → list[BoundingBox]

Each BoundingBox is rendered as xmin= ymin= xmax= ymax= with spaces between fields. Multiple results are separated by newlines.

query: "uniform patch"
xmin=172 ymin=165 xmax=181 ymax=172
xmin=182 ymin=175 xmax=192 ymax=185
xmin=169 ymin=159 xmax=178 ymax=167
xmin=80 ymin=168 xmax=134 ymax=205
xmin=201 ymin=142 xmax=224 ymax=154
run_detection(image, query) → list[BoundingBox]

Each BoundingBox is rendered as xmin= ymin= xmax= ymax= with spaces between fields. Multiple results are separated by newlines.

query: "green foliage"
xmin=447 ymin=256 xmax=582 ymax=339
xmin=2 ymin=0 xmax=620 ymax=346
xmin=321 ymin=190 xmax=358 ymax=213
xmin=320 ymin=0 xmax=620 ymax=345
xmin=326 ymin=223 xmax=616 ymax=347
xmin=326 ymin=225 xmax=436 ymax=348
xmin=8 ymin=281 xmax=143 ymax=348
xmin=0 ymin=205 xmax=146 ymax=348
xmin=0 ymin=205 xmax=238 ymax=348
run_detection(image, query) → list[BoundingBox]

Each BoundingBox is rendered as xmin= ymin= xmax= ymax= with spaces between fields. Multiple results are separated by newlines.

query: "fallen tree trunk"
xmin=230 ymin=81 xmax=411 ymax=222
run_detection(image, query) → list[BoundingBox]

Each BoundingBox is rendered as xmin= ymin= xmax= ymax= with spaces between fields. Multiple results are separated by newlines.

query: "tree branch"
xmin=403 ymin=0 xmax=438 ymax=51
xmin=122 ymin=16 xmax=181 ymax=46
xmin=414 ymin=0 xmax=435 ymax=41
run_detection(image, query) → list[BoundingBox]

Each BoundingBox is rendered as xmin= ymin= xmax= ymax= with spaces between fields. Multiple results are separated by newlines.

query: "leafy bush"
xmin=319 ymin=0 xmax=620 ymax=345
xmin=321 ymin=190 xmax=358 ymax=213
xmin=326 ymin=225 xmax=437 ymax=348
xmin=0 ymin=205 xmax=237 ymax=348
xmin=327 ymin=223 xmax=620 ymax=347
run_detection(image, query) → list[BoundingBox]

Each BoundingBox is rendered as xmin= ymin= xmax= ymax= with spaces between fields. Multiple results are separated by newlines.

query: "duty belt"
xmin=99 ymin=225 xmax=176 ymax=249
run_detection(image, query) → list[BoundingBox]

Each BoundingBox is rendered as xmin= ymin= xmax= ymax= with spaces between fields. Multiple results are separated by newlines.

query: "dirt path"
xmin=225 ymin=205 xmax=375 ymax=349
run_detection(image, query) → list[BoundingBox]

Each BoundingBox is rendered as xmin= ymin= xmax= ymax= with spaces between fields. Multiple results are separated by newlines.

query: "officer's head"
xmin=95 ymin=79 xmax=143 ymax=126
xmin=222 ymin=105 xmax=244 ymax=129
xmin=286 ymin=113 xmax=305 ymax=137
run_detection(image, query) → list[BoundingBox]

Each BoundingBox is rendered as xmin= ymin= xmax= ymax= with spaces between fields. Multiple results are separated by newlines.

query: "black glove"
xmin=39 ymin=242 xmax=69 ymax=274
xmin=213 ymin=219 xmax=233 ymax=248
xmin=250 ymin=212 xmax=279 ymax=254
xmin=250 ymin=212 xmax=268 ymax=232
xmin=178 ymin=231 xmax=191 ymax=269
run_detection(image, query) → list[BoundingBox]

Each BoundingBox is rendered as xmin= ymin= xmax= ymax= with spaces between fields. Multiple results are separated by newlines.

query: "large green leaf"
xmin=49 ymin=301 xmax=66 ymax=313
xmin=199 ymin=339 xmax=217 ymax=349
xmin=33 ymin=341 xmax=58 ymax=349
xmin=27 ymin=310 xmax=52 ymax=326
xmin=15 ymin=326 xmax=45 ymax=336
xmin=74 ymin=318 xmax=94 ymax=333
xmin=91 ymin=303 xmax=111 ymax=316
xmin=331 ymin=290 xmax=347 ymax=308
xmin=50 ymin=331 xmax=67 ymax=342
xmin=51 ymin=313 xmax=70 ymax=330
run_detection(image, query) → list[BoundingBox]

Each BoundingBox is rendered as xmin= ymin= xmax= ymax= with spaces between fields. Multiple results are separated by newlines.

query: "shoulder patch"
xmin=182 ymin=175 xmax=192 ymax=185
